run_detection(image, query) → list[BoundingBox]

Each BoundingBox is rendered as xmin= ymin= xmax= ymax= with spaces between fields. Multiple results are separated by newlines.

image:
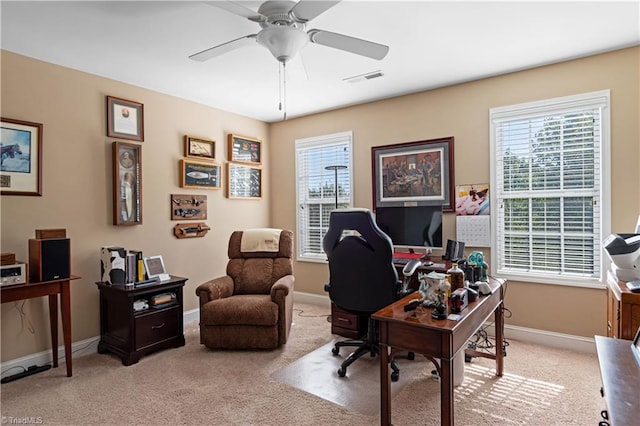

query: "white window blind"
xmin=490 ymin=91 xmax=610 ymax=286
xmin=295 ymin=131 xmax=353 ymax=261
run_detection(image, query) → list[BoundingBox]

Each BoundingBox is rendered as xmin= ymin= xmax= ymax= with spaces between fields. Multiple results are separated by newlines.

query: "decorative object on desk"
xmin=112 ymin=142 xmax=142 ymax=226
xmin=143 ymin=255 xmax=170 ymax=281
xmin=466 ymin=251 xmax=488 ymax=282
xmin=371 ymin=136 xmax=454 ymax=212
xmin=100 ymin=246 xmax=127 ymax=285
xmin=418 ymin=271 xmax=447 ymax=306
xmin=226 ymin=162 xmax=262 ymax=199
xmin=1 ymin=117 xmax=43 ymax=196
xmin=184 ymin=135 xmax=215 ymax=160
xmin=106 ymin=96 xmax=144 ymax=141
xmin=180 ymin=159 xmax=221 ymax=190
xmin=447 ymin=262 xmax=465 ymax=291
xmin=324 ymin=165 xmax=347 ymax=209
xmin=173 ymin=222 xmax=210 ymax=239
xmin=171 ymin=194 xmax=207 ymax=220
xmin=227 ymin=133 xmax=262 ymax=165
xmin=431 ymin=279 xmax=450 ymax=319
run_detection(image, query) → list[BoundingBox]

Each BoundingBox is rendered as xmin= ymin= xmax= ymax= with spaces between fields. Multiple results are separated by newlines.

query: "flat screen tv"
xmin=375 ymin=205 xmax=443 ymax=250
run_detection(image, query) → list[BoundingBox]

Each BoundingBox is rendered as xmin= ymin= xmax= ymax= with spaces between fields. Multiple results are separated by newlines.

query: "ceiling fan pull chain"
xmin=283 ymin=62 xmax=287 ymax=120
xmin=278 ymin=62 xmax=283 ymax=113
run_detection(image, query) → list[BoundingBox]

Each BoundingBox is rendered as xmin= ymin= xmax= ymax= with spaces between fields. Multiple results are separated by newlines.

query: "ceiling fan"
xmin=189 ymin=0 xmax=390 ymax=64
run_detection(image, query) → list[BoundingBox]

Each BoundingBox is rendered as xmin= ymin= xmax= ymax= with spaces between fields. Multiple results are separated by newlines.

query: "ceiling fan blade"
xmin=189 ymin=35 xmax=257 ymax=62
xmin=204 ymin=1 xmax=265 ymax=22
xmin=289 ymin=0 xmax=341 ymax=23
xmin=308 ymin=29 xmax=389 ymax=60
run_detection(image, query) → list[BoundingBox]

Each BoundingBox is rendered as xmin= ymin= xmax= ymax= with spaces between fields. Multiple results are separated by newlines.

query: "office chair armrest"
xmin=271 ymin=274 xmax=294 ymax=302
xmin=195 ymin=276 xmax=234 ymax=304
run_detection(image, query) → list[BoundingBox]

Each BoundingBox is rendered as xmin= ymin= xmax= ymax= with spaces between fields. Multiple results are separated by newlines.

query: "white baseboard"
xmin=1 ymin=296 xmax=595 ymax=380
xmin=1 ymin=308 xmax=202 ymax=380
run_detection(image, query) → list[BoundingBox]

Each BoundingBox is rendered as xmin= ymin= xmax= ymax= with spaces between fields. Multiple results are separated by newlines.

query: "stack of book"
xmin=100 ymin=246 xmax=145 ymax=285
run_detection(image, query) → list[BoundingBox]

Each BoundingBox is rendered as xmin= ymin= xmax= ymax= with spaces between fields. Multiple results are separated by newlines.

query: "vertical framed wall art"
xmin=226 ymin=162 xmax=262 ymax=199
xmin=113 ymin=141 xmax=142 ymax=225
xmin=1 ymin=117 xmax=43 ymax=196
xmin=227 ymin=134 xmax=262 ymax=165
xmin=107 ymin=96 xmax=144 ymax=142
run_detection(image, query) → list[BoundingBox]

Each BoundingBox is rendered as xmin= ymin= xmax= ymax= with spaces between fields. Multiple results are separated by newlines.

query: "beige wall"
xmin=269 ymin=47 xmax=640 ymax=339
xmin=1 ymin=51 xmax=270 ymax=361
xmin=1 ymin=47 xmax=638 ymax=363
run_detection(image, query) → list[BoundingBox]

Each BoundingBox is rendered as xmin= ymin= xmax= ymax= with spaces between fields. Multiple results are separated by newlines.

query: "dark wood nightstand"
xmin=95 ymin=276 xmax=187 ymax=365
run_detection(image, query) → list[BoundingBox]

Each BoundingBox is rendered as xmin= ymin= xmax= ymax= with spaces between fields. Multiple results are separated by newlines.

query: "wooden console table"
xmin=373 ymin=276 xmax=505 ymax=426
xmin=595 ymin=335 xmax=639 ymax=425
xmin=1 ymin=275 xmax=80 ymax=377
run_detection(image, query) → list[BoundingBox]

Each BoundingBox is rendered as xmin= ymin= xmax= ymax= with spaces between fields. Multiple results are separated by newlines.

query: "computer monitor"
xmin=374 ymin=205 xmax=443 ymax=250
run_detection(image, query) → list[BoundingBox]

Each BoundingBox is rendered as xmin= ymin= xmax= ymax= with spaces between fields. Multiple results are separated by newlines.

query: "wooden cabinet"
xmin=96 ymin=276 xmax=187 ymax=365
xmin=606 ymin=272 xmax=640 ymax=339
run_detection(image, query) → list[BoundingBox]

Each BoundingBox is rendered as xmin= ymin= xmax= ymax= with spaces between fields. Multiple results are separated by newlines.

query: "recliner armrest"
xmin=270 ymin=274 xmax=294 ymax=301
xmin=195 ymin=276 xmax=234 ymax=304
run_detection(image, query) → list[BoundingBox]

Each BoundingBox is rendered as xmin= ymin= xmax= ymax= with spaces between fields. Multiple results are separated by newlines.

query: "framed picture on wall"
xmin=371 ymin=137 xmax=455 ymax=212
xmin=227 ymin=134 xmax=262 ymax=165
xmin=1 ymin=117 xmax=43 ymax=196
xmin=113 ymin=141 xmax=142 ymax=226
xmin=107 ymin=96 xmax=144 ymax=142
xmin=180 ymin=159 xmax=221 ymax=189
xmin=184 ymin=135 xmax=215 ymax=160
xmin=226 ymin=162 xmax=262 ymax=199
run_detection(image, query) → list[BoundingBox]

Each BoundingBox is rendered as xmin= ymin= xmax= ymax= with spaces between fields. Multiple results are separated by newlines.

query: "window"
xmin=295 ymin=131 xmax=353 ymax=262
xmin=490 ymin=91 xmax=610 ymax=287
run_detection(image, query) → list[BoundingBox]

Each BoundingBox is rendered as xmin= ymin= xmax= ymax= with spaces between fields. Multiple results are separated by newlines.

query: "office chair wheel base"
xmin=337 ymin=367 xmax=346 ymax=377
xmin=332 ymin=347 xmax=340 ymax=356
xmin=391 ymin=371 xmax=399 ymax=382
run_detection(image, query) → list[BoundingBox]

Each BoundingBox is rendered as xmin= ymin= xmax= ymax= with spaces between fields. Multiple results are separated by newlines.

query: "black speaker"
xmin=28 ymin=238 xmax=70 ymax=282
xmin=444 ymin=239 xmax=466 ymax=262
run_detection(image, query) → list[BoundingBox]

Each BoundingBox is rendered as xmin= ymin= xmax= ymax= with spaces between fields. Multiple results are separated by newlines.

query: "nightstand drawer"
xmin=135 ymin=306 xmax=180 ymax=350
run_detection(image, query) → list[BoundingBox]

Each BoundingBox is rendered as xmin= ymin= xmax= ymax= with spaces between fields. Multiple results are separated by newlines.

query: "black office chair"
xmin=323 ymin=208 xmax=411 ymax=381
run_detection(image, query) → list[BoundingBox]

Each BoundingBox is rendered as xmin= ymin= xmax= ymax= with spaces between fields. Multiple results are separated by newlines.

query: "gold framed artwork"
xmin=227 ymin=133 xmax=262 ymax=165
xmin=106 ymin=96 xmax=144 ymax=142
xmin=184 ymin=135 xmax=215 ymax=160
xmin=226 ymin=162 xmax=262 ymax=199
xmin=180 ymin=159 xmax=221 ymax=190
xmin=112 ymin=141 xmax=142 ymax=226
xmin=1 ymin=117 xmax=43 ymax=196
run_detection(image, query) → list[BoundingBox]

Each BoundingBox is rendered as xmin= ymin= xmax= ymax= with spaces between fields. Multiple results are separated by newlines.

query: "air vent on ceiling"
xmin=343 ymin=70 xmax=384 ymax=83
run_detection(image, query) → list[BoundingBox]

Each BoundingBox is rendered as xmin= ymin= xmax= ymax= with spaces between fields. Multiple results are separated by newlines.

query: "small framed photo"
xmin=107 ymin=96 xmax=144 ymax=142
xmin=143 ymin=255 xmax=170 ymax=282
xmin=1 ymin=117 xmax=43 ymax=196
xmin=184 ymin=135 xmax=215 ymax=160
xmin=228 ymin=134 xmax=262 ymax=165
xmin=113 ymin=142 xmax=142 ymax=226
xmin=180 ymin=159 xmax=221 ymax=189
xmin=226 ymin=162 xmax=262 ymax=199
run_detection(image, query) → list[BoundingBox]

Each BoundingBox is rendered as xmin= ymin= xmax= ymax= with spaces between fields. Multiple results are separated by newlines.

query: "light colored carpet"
xmin=0 ymin=302 xmax=604 ymax=425
xmin=271 ymin=339 xmax=433 ymax=416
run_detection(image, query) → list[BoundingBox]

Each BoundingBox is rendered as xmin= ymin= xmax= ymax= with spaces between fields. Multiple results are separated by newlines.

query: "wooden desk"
xmin=1 ymin=275 xmax=80 ymax=377
xmin=595 ymin=335 xmax=639 ymax=426
xmin=373 ymin=277 xmax=505 ymax=426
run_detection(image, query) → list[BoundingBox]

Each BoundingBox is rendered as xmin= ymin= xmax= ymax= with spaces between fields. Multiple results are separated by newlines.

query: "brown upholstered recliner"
xmin=195 ymin=229 xmax=294 ymax=349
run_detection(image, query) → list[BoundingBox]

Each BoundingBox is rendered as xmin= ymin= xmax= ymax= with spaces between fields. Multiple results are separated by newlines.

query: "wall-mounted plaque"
xmin=227 ymin=134 xmax=262 ymax=165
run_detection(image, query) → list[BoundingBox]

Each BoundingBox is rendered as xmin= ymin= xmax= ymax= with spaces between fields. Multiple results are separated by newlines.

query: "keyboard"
xmin=393 ymin=257 xmax=412 ymax=265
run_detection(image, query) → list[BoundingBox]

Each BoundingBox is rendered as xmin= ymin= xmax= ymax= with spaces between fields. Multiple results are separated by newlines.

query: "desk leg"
xmin=380 ymin=343 xmax=391 ymax=426
xmin=440 ymin=357 xmax=453 ymax=426
xmin=47 ymin=294 xmax=58 ymax=368
xmin=495 ymin=301 xmax=504 ymax=377
xmin=60 ymin=282 xmax=72 ymax=377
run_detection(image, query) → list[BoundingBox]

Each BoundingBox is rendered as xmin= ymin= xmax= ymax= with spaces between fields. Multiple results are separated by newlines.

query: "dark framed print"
xmin=113 ymin=141 xmax=142 ymax=226
xmin=372 ymin=137 xmax=455 ymax=212
xmin=1 ymin=117 xmax=43 ymax=196
xmin=184 ymin=135 xmax=215 ymax=160
xmin=227 ymin=133 xmax=262 ymax=165
xmin=107 ymin=96 xmax=144 ymax=141
xmin=180 ymin=159 xmax=221 ymax=190
xmin=226 ymin=162 xmax=262 ymax=199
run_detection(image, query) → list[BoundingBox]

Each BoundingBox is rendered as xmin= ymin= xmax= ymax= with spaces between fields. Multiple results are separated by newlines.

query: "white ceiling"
xmin=2 ymin=1 xmax=639 ymax=123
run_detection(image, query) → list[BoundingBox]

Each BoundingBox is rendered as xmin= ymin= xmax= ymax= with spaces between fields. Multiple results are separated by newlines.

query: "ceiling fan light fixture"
xmin=257 ymin=26 xmax=308 ymax=63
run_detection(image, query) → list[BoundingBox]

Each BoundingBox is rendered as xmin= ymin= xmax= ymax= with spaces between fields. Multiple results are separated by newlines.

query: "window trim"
xmin=489 ymin=90 xmax=611 ymax=288
xmin=295 ymin=131 xmax=354 ymax=263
